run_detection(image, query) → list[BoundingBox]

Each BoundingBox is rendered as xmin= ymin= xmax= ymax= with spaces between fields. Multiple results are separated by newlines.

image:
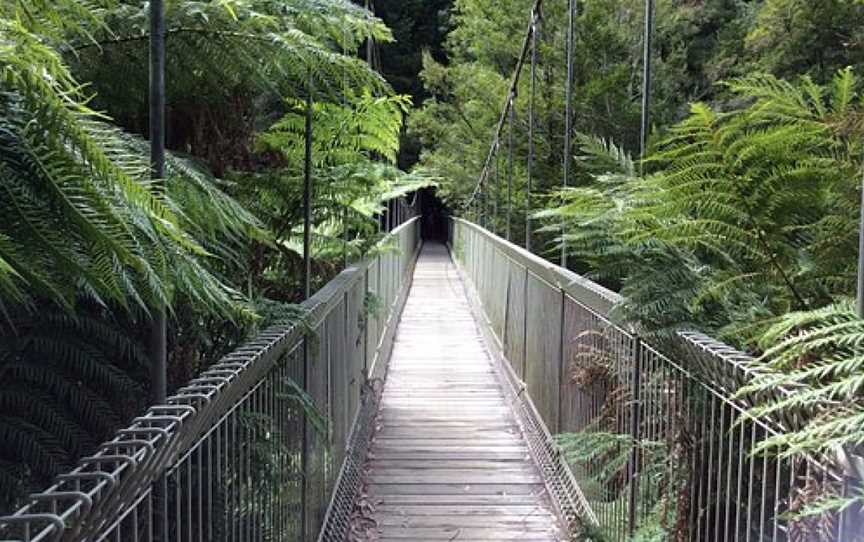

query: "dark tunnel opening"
xmin=418 ymin=187 xmax=449 ymax=243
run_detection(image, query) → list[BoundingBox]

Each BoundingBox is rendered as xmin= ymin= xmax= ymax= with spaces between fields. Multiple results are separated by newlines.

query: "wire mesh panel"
xmin=0 ymin=217 xmax=421 ymax=542
xmin=525 ymin=272 xmax=564 ymax=430
xmin=449 ymin=217 xmax=863 ymax=542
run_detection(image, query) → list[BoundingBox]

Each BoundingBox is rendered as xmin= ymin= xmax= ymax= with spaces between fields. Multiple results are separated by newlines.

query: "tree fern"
xmin=538 ymin=70 xmax=863 ymax=345
xmin=69 ymin=0 xmax=391 ymax=120
xmin=0 ymin=304 xmax=153 ymax=511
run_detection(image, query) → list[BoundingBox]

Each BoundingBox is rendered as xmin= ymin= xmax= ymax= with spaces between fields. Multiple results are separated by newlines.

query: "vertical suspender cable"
xmin=526 ymin=7 xmax=539 ymax=252
xmin=562 ymin=0 xmax=576 ymax=268
xmin=507 ymin=96 xmax=515 ymax=242
xmin=640 ymin=0 xmax=655 ymax=166
xmin=148 ymin=2 xmax=167 ymax=540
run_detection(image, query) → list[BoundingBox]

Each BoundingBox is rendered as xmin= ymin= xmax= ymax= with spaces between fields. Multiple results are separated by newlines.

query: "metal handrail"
xmin=450 ymin=216 xmax=862 ymax=542
xmin=0 ymin=217 xmax=421 ymax=542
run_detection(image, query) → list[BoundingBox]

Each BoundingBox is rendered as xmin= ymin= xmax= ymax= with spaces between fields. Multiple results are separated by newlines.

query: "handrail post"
xmin=628 ymin=335 xmax=643 ymax=536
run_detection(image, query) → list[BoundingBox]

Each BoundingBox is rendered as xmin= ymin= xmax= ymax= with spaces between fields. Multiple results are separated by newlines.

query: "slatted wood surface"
xmin=359 ymin=243 xmax=563 ymax=541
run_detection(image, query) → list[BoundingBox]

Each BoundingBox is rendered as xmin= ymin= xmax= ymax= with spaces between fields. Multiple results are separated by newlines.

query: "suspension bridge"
xmin=2 ymin=0 xmax=864 ymax=540
xmin=1 ymin=213 xmax=860 ymax=541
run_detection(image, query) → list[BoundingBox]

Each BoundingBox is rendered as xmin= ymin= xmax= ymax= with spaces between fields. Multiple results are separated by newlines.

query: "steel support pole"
xmin=639 ymin=0 xmax=655 ymax=166
xmin=507 ymin=97 xmax=515 ymax=242
xmin=858 ymin=172 xmax=864 ymax=318
xmin=343 ymin=206 xmax=349 ymax=268
xmin=148 ymin=0 xmax=167 ymax=404
xmin=526 ymin=9 xmax=539 ymax=252
xmin=479 ymin=173 xmax=486 ymax=228
xmin=494 ymin=143 xmax=501 ymax=233
xmin=562 ymin=0 xmax=576 ymax=268
xmin=303 ymin=83 xmax=314 ymax=301
xmin=148 ymin=3 xmax=168 ymax=540
xmin=301 ymin=76 xmax=313 ymax=541
xmin=386 ymin=200 xmax=391 ymax=232
xmin=366 ymin=0 xmax=373 ymax=65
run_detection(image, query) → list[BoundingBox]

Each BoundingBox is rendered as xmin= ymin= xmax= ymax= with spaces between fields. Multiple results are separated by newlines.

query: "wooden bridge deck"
xmin=359 ymin=243 xmax=563 ymax=541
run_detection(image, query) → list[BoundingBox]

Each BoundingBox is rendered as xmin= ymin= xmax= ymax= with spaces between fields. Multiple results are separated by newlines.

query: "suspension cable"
xmin=507 ymin=97 xmax=515 ymax=242
xmin=462 ymin=0 xmax=543 ymax=215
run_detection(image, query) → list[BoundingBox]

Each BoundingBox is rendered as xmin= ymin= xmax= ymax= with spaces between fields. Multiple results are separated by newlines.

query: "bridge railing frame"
xmin=0 ymin=217 xmax=422 ymax=542
xmin=449 ymin=216 xmax=863 ymax=542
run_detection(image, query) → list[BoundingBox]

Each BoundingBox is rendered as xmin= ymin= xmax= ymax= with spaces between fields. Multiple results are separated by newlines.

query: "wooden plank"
xmin=353 ymin=243 xmax=563 ymax=541
xmin=372 ymin=494 xmax=541 ymax=505
xmin=378 ymin=527 xmax=557 ymax=539
xmin=376 ymin=504 xmax=552 ymax=515
xmin=376 ymin=516 xmax=554 ymax=527
xmin=368 ymin=483 xmax=542 ymax=495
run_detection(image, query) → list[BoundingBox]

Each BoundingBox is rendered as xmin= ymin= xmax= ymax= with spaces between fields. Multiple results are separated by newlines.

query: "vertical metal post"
xmin=858 ymin=170 xmax=864 ymax=318
xmin=148 ymin=0 xmax=167 ymax=404
xmin=507 ymin=96 xmax=515 ymax=242
xmin=342 ymin=23 xmax=350 ymax=271
xmin=365 ymin=0 xmax=375 ymax=68
xmin=343 ymin=206 xmax=349 ymax=269
xmin=479 ymin=173 xmax=486 ymax=228
xmin=301 ymin=75 xmax=313 ymax=542
xmin=628 ymin=336 xmax=643 ymax=536
xmin=386 ymin=200 xmax=391 ymax=232
xmin=526 ymin=7 xmax=539 ymax=252
xmin=562 ymin=0 xmax=577 ymax=267
xmin=303 ymin=81 xmax=314 ymax=301
xmin=149 ymin=3 xmax=168 ymax=540
xmin=640 ymin=0 xmax=655 ymax=166
xmin=494 ymin=142 xmax=500 ymax=234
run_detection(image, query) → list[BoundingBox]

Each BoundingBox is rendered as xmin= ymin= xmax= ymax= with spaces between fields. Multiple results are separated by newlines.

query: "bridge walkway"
xmin=357 ymin=243 xmax=563 ymax=541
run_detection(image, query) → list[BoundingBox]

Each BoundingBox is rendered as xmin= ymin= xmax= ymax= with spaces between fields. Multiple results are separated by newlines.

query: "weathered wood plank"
xmin=378 ymin=526 xmax=557 ymax=539
xmin=354 ymin=243 xmax=563 ymax=541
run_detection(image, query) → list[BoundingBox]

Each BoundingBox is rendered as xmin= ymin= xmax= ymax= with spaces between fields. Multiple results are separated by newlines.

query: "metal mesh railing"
xmin=450 ymin=217 xmax=864 ymax=542
xmin=0 ymin=216 xmax=421 ymax=542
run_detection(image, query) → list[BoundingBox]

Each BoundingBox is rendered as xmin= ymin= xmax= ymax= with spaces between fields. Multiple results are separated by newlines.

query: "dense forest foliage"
xmin=4 ymin=0 xmax=864 ymax=531
xmin=410 ymin=0 xmax=864 ymax=525
xmin=0 ymin=0 xmax=434 ymax=511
